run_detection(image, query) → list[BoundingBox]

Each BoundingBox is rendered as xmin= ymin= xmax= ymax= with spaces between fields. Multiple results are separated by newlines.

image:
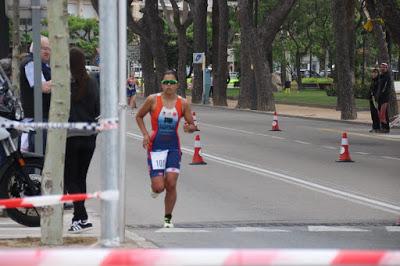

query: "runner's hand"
xmin=184 ymin=123 xmax=196 ymax=133
xmin=143 ymin=134 xmax=150 ymax=149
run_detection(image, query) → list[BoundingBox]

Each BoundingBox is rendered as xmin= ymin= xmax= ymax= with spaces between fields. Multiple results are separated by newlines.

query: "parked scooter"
xmin=0 ymin=63 xmax=43 ymax=227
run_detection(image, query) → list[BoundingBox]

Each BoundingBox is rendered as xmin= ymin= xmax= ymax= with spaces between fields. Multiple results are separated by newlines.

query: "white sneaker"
xmin=163 ymin=219 xmax=174 ymax=228
xmin=151 ymin=190 xmax=160 ymax=198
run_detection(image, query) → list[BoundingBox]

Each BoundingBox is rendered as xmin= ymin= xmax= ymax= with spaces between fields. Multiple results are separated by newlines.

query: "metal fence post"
xmin=32 ymin=0 xmax=43 ymax=155
xmin=99 ymin=0 xmax=119 ymax=247
xmin=118 ymin=0 xmax=127 ymax=242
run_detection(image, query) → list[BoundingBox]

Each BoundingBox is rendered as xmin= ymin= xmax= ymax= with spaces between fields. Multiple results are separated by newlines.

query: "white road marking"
xmin=271 ymin=136 xmax=286 ymax=140
xmin=355 ymin=152 xmax=369 ymax=155
xmin=155 ymin=228 xmax=209 ymax=233
xmin=308 ymin=226 xmax=368 ymax=232
xmin=294 ymin=140 xmax=311 ymax=145
xmin=127 ymin=132 xmax=400 ymax=215
xmin=322 ymin=146 xmax=337 ymax=150
xmin=125 ymin=229 xmax=158 ymax=248
xmin=201 ymin=123 xmax=256 ymax=135
xmin=386 ymin=226 xmax=400 ymax=232
xmin=381 ymin=156 xmax=400 ymax=161
xmin=233 ymin=227 xmax=289 ymax=232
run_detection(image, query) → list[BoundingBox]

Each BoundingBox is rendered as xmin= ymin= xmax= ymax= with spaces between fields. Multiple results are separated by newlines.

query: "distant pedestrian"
xmin=377 ymin=62 xmax=391 ymax=133
xmin=127 ymin=75 xmax=138 ymax=109
xmin=136 ymin=70 xmax=197 ymax=228
xmin=368 ymin=68 xmax=380 ymax=133
xmin=65 ymin=47 xmax=100 ymax=233
xmin=19 ymin=35 xmax=52 ymax=152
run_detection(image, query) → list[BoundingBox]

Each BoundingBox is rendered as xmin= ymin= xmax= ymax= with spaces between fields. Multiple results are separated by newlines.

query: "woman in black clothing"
xmin=66 ymin=47 xmax=100 ymax=233
xmin=369 ymin=68 xmax=380 ymax=133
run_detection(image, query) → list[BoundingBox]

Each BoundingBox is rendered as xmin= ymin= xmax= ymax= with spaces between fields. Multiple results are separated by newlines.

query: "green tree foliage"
xmin=68 ymin=16 xmax=99 ymax=59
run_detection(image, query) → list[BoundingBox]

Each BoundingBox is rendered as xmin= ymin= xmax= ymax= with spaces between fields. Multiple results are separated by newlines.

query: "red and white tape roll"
xmin=0 ymin=118 xmax=119 ymax=132
xmin=0 ymin=249 xmax=399 ymax=266
xmin=0 ymin=190 xmax=118 ymax=209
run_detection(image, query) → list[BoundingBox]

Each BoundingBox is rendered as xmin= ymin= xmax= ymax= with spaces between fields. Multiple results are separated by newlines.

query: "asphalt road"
xmin=87 ymin=105 xmax=400 ymax=249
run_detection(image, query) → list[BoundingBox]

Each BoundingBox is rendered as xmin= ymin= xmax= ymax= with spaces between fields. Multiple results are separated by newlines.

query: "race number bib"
xmin=150 ymin=150 xmax=169 ymax=170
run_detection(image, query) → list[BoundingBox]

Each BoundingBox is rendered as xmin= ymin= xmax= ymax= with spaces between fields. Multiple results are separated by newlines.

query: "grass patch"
xmin=302 ymin=77 xmax=333 ymax=84
xmin=226 ymin=88 xmax=369 ymax=109
xmin=274 ymin=89 xmax=369 ymax=109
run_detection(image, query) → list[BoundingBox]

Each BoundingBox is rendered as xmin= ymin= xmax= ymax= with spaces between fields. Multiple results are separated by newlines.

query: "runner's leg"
xmin=164 ymin=172 xmax=178 ymax=215
xmin=151 ymin=175 xmax=165 ymax=194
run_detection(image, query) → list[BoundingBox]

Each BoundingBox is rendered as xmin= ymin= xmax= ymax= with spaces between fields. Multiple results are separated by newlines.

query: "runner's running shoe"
xmin=163 ymin=217 xmax=174 ymax=228
xmin=151 ymin=189 xmax=160 ymax=198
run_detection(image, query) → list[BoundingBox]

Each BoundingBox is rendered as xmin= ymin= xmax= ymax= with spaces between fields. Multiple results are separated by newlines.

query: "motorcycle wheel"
xmin=0 ymin=157 xmax=43 ymax=227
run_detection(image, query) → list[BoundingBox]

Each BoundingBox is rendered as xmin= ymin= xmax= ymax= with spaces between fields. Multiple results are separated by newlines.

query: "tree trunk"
xmin=366 ymin=0 xmax=398 ymax=118
xmin=332 ymin=0 xmax=357 ymax=120
xmin=189 ymin=0 xmax=207 ymax=103
xmin=11 ymin=0 xmax=21 ymax=96
xmin=295 ymin=50 xmax=303 ymax=90
xmin=213 ymin=0 xmax=228 ymax=106
xmin=379 ymin=0 xmax=400 ymax=46
xmin=140 ymin=38 xmax=158 ymax=96
xmin=0 ymin=0 xmax=9 ymax=59
xmin=145 ymin=0 xmax=168 ymax=85
xmin=169 ymin=0 xmax=192 ymax=97
xmin=211 ymin=0 xmax=219 ymax=103
xmin=253 ymin=40 xmax=275 ymax=111
xmin=239 ymin=0 xmax=295 ymax=111
xmin=41 ymin=0 xmax=70 ymax=245
xmin=237 ymin=0 xmax=256 ymax=109
xmin=177 ymin=27 xmax=188 ymax=97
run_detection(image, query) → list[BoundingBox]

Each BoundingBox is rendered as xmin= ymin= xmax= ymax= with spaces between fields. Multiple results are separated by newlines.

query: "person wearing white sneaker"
xmin=136 ymin=70 xmax=197 ymax=228
xmin=65 ymin=47 xmax=99 ymax=233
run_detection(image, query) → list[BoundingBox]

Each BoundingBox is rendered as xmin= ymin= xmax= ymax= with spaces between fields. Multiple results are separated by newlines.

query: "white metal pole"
xmin=32 ymin=0 xmax=43 ymax=155
xmin=202 ymin=54 xmax=205 ymax=104
xmin=118 ymin=0 xmax=127 ymax=242
xmin=99 ymin=0 xmax=119 ymax=247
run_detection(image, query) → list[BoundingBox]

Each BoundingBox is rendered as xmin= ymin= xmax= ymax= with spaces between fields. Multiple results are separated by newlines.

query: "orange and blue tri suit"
xmin=147 ymin=93 xmax=183 ymax=177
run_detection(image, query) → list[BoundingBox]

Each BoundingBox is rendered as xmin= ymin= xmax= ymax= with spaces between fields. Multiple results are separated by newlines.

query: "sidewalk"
xmin=0 ymin=208 xmax=138 ymax=248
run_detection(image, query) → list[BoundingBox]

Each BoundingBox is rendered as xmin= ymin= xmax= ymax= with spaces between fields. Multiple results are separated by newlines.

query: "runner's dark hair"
xmin=162 ymin=70 xmax=178 ymax=81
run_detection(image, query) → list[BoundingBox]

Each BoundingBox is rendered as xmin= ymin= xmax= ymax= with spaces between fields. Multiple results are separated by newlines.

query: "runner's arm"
xmin=182 ymin=100 xmax=196 ymax=133
xmin=136 ymin=95 xmax=153 ymax=149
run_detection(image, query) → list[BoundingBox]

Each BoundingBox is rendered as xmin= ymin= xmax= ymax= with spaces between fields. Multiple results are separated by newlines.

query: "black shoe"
xmin=369 ymin=129 xmax=380 ymax=133
xmin=68 ymin=220 xmax=93 ymax=233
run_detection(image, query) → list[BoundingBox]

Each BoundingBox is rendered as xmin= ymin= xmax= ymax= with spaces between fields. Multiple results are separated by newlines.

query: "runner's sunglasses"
xmin=161 ymin=79 xmax=178 ymax=85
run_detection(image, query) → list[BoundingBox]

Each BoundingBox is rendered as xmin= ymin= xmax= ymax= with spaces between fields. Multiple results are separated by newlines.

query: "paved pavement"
xmin=0 ymin=99 xmax=397 ymax=248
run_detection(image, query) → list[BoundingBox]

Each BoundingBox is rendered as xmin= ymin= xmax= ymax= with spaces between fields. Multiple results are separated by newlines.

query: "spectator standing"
xmin=65 ymin=47 xmax=100 ymax=233
xmin=369 ymin=68 xmax=380 ymax=133
xmin=19 ymin=35 xmax=52 ymax=152
xmin=377 ymin=63 xmax=391 ymax=133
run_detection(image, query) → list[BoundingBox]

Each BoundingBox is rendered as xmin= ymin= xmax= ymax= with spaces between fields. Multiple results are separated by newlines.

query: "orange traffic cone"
xmin=336 ymin=132 xmax=354 ymax=162
xmin=192 ymin=112 xmax=200 ymax=131
xmin=190 ymin=134 xmax=207 ymax=165
xmin=270 ymin=112 xmax=282 ymax=131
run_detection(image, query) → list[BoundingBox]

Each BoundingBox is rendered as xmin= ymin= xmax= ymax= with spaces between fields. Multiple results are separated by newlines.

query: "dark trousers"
xmin=64 ymin=135 xmax=97 ymax=221
xmin=378 ymin=102 xmax=390 ymax=131
xmin=369 ymin=100 xmax=380 ymax=130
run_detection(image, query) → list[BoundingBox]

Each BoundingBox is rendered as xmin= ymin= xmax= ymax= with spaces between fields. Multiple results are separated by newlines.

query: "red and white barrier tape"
xmin=0 ymin=249 xmax=399 ymax=266
xmin=0 ymin=118 xmax=119 ymax=131
xmin=0 ymin=190 xmax=118 ymax=209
